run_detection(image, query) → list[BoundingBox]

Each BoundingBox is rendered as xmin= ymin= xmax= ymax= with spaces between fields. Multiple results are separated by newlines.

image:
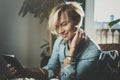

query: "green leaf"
xmin=108 ymin=19 xmax=120 ymax=29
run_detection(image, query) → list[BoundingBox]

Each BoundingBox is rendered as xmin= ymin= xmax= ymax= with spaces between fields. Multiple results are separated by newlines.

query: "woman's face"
xmin=55 ymin=13 xmax=77 ymax=41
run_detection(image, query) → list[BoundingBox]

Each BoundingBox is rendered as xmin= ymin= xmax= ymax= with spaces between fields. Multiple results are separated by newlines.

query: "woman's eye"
xmin=61 ymin=22 xmax=68 ymax=27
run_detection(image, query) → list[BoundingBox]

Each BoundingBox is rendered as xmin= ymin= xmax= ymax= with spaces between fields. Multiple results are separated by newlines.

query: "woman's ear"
xmin=75 ymin=17 xmax=80 ymax=25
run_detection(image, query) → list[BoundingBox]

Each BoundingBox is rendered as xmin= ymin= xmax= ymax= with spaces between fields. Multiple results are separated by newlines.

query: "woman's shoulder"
xmin=86 ymin=35 xmax=101 ymax=50
xmin=77 ymin=35 xmax=101 ymax=59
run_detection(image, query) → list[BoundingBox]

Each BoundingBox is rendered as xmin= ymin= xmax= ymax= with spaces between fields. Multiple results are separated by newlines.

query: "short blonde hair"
xmin=48 ymin=1 xmax=85 ymax=34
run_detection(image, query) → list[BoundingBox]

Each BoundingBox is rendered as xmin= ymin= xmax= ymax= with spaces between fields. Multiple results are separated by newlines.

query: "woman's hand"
xmin=7 ymin=64 xmax=48 ymax=79
xmin=69 ymin=28 xmax=86 ymax=56
xmin=7 ymin=64 xmax=17 ymax=75
xmin=7 ymin=64 xmax=23 ymax=78
xmin=64 ymin=29 xmax=86 ymax=67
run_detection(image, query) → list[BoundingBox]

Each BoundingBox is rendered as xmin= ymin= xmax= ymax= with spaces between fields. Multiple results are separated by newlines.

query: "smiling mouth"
xmin=62 ymin=33 xmax=68 ymax=38
xmin=62 ymin=35 xmax=67 ymax=38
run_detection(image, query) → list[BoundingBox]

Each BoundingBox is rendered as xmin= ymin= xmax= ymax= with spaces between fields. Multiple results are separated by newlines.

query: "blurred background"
xmin=0 ymin=0 xmax=49 ymax=67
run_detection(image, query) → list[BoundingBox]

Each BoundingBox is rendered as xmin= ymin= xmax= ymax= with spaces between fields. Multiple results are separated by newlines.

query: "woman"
xmin=7 ymin=1 xmax=101 ymax=80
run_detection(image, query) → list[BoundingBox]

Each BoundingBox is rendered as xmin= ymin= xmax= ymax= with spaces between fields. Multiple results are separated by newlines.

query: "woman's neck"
xmin=67 ymin=40 xmax=72 ymax=50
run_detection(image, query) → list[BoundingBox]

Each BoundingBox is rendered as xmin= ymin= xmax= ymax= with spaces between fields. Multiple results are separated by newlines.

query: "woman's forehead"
xmin=57 ymin=12 xmax=69 ymax=23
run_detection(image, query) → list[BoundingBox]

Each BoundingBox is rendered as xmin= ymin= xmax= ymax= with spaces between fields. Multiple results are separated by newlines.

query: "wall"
xmin=85 ymin=0 xmax=97 ymax=41
xmin=0 ymin=0 xmax=49 ymax=67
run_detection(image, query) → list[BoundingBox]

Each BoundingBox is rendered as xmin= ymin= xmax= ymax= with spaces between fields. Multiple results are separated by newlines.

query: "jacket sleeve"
xmin=42 ymin=38 xmax=61 ymax=79
xmin=61 ymin=63 xmax=76 ymax=80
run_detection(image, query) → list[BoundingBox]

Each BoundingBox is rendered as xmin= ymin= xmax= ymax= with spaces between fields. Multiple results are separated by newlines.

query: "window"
xmin=94 ymin=0 xmax=120 ymax=44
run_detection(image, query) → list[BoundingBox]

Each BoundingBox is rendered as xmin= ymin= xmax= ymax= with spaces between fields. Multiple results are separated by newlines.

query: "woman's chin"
xmin=62 ymin=37 xmax=67 ymax=40
xmin=63 ymin=37 xmax=71 ymax=41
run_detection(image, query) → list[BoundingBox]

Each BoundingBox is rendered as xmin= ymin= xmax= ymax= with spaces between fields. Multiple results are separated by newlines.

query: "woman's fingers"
xmin=78 ymin=29 xmax=86 ymax=43
xmin=80 ymin=31 xmax=86 ymax=39
xmin=7 ymin=64 xmax=17 ymax=75
xmin=9 ymin=67 xmax=15 ymax=72
xmin=10 ymin=68 xmax=17 ymax=75
xmin=71 ymin=28 xmax=86 ymax=49
xmin=7 ymin=64 xmax=12 ymax=68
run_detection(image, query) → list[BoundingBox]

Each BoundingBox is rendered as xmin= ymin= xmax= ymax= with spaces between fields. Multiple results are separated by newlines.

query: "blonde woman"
xmin=7 ymin=1 xmax=101 ymax=80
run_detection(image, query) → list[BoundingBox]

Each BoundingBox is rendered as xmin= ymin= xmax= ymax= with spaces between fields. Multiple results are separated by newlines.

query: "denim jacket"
xmin=43 ymin=35 xmax=101 ymax=80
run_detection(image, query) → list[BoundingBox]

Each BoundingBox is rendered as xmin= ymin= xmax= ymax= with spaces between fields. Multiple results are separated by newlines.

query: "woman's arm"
xmin=42 ymin=37 xmax=61 ymax=79
xmin=7 ymin=64 xmax=48 ymax=80
xmin=61 ymin=29 xmax=86 ymax=80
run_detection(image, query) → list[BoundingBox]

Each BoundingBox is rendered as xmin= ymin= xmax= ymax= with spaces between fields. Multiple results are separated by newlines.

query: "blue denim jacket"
xmin=43 ymin=35 xmax=101 ymax=80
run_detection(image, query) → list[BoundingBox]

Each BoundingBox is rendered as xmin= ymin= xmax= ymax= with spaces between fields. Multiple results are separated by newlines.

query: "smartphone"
xmin=1 ymin=54 xmax=23 ymax=73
